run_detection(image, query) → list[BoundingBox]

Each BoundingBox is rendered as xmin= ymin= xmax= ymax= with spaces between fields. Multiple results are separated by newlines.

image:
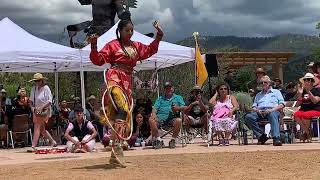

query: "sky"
xmin=1 ymin=0 xmax=320 ymax=45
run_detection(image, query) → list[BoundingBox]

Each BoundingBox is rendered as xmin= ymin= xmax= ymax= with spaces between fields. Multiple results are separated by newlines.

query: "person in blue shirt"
xmin=149 ymin=82 xmax=185 ymax=149
xmin=245 ymin=75 xmax=284 ymax=146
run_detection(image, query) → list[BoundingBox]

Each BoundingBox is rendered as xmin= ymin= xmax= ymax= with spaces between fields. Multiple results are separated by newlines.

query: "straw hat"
xmin=86 ymin=95 xmax=96 ymax=102
xmin=29 ymin=73 xmax=47 ymax=82
xmin=299 ymin=73 xmax=319 ymax=86
xmin=190 ymin=85 xmax=203 ymax=93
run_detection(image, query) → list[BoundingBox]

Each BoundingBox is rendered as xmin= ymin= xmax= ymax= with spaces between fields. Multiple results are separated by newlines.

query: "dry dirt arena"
xmin=1 ymin=140 xmax=320 ymax=180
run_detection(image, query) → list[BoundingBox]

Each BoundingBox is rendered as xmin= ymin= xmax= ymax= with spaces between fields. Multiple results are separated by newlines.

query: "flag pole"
xmin=192 ymin=32 xmax=199 ymax=86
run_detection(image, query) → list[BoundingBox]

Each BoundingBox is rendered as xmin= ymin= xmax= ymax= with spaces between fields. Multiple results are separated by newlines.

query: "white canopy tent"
xmin=0 ymin=17 xmax=83 ymax=72
xmin=0 ymin=17 xmax=85 ymax=108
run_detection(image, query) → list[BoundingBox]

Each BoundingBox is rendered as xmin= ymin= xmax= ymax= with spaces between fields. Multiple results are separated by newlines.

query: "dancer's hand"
xmin=153 ymin=20 xmax=164 ymax=37
xmin=90 ymin=34 xmax=98 ymax=49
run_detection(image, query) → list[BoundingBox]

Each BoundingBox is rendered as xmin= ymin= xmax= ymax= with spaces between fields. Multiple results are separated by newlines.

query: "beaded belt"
xmin=111 ymin=63 xmax=133 ymax=74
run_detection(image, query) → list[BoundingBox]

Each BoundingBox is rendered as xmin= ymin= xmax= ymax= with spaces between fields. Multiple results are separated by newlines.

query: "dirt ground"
xmin=1 ymin=150 xmax=320 ymax=180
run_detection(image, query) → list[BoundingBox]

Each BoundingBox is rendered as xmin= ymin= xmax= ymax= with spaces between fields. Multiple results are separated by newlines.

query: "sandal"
xmin=51 ymin=141 xmax=58 ymax=147
xmin=27 ymin=147 xmax=37 ymax=153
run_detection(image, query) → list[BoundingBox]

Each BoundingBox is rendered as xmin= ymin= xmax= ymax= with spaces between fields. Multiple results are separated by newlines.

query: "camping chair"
xmin=236 ymin=110 xmax=254 ymax=145
xmin=159 ymin=112 xmax=188 ymax=147
xmin=183 ymin=113 xmax=209 ymax=144
xmin=7 ymin=114 xmax=32 ymax=149
xmin=207 ymin=109 xmax=244 ymax=146
xmin=93 ymin=123 xmax=102 ymax=142
xmin=45 ymin=115 xmax=60 ymax=144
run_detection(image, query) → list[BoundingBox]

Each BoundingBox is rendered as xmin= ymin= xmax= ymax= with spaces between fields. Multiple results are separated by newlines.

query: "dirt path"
xmin=1 ymin=150 xmax=319 ymax=180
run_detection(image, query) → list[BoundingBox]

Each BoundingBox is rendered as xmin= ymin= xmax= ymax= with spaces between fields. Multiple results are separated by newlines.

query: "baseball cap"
xmin=164 ymin=81 xmax=173 ymax=88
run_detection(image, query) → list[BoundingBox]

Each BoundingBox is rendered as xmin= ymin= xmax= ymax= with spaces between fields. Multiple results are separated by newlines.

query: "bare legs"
xmin=32 ymin=117 xmax=56 ymax=148
xmin=295 ymin=118 xmax=312 ymax=142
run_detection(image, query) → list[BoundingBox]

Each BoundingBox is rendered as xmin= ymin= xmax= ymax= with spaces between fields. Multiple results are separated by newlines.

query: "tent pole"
xmin=155 ymin=62 xmax=159 ymax=98
xmin=79 ymin=50 xmax=86 ymax=119
xmin=54 ymin=71 xmax=59 ymax=109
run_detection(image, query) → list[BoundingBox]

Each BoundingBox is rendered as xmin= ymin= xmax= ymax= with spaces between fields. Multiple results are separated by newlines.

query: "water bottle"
xmin=284 ymin=132 xmax=289 ymax=144
xmin=243 ymin=130 xmax=248 ymax=145
xmin=141 ymin=140 xmax=146 ymax=148
xmin=39 ymin=138 xmax=43 ymax=146
xmin=171 ymin=103 xmax=180 ymax=118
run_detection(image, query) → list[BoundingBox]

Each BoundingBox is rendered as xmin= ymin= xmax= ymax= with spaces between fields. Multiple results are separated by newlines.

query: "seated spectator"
xmin=293 ymin=73 xmax=320 ymax=143
xmin=133 ymin=97 xmax=152 ymax=142
xmin=59 ymin=100 xmax=71 ymax=127
xmin=307 ymin=62 xmax=314 ymax=73
xmin=312 ymin=62 xmax=320 ymax=85
xmin=284 ymin=82 xmax=298 ymax=101
xmin=245 ymin=75 xmax=284 ymax=146
xmin=0 ymin=90 xmax=8 ymax=125
xmin=246 ymin=67 xmax=266 ymax=95
xmin=86 ymin=95 xmax=103 ymax=141
xmin=69 ymin=99 xmax=91 ymax=121
xmin=149 ymin=82 xmax=185 ymax=149
xmin=249 ymin=89 xmax=255 ymax=98
xmin=12 ymin=88 xmax=31 ymax=115
xmin=209 ymin=83 xmax=239 ymax=146
xmin=64 ymin=107 xmax=97 ymax=153
xmin=184 ymin=86 xmax=209 ymax=137
xmin=273 ymin=78 xmax=285 ymax=95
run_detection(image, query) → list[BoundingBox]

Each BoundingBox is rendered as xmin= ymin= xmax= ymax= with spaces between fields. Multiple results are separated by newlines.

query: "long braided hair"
xmin=116 ymin=19 xmax=140 ymax=63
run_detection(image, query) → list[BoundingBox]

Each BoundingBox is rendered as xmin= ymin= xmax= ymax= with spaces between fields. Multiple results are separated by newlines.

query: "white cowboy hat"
xmin=29 ymin=73 xmax=47 ymax=82
xmin=307 ymin=62 xmax=314 ymax=67
xmin=299 ymin=73 xmax=319 ymax=86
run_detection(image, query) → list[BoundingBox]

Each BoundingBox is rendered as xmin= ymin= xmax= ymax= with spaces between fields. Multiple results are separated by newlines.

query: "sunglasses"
xmin=219 ymin=87 xmax=228 ymax=91
xmin=303 ymin=78 xmax=314 ymax=82
xmin=34 ymin=80 xmax=41 ymax=82
xmin=260 ymin=81 xmax=269 ymax=85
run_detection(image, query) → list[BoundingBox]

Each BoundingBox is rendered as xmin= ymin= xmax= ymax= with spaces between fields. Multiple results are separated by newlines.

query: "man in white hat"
xmin=245 ymin=75 xmax=285 ymax=146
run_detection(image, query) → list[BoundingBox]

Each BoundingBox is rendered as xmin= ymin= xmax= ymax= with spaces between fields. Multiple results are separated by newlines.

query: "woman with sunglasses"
xmin=293 ymin=73 xmax=320 ymax=142
xmin=209 ymin=83 xmax=239 ymax=146
xmin=29 ymin=73 xmax=57 ymax=152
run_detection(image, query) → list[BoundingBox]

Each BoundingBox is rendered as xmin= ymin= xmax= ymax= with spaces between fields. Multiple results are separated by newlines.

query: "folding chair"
xmin=93 ymin=123 xmax=102 ymax=142
xmin=184 ymin=113 xmax=209 ymax=144
xmin=159 ymin=112 xmax=187 ymax=147
xmin=236 ymin=110 xmax=254 ymax=145
xmin=7 ymin=114 xmax=32 ymax=149
xmin=45 ymin=115 xmax=60 ymax=144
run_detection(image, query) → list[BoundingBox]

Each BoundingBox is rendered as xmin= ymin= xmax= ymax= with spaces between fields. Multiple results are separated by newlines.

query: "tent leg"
xmin=54 ymin=71 xmax=59 ymax=108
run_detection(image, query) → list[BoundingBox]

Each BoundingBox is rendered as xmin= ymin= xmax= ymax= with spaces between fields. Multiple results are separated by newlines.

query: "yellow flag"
xmin=195 ymin=44 xmax=208 ymax=87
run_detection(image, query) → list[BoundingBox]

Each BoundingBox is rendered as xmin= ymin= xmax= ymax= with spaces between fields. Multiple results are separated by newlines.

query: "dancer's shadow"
xmin=74 ymin=161 xmax=131 ymax=170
